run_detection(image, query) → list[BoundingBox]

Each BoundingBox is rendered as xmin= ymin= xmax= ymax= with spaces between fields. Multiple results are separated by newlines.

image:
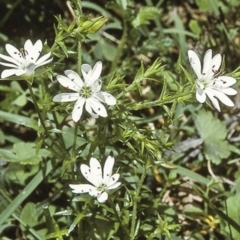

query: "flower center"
xmin=97 ymin=184 xmax=106 ymax=192
xmin=80 ymin=86 xmax=93 ymax=98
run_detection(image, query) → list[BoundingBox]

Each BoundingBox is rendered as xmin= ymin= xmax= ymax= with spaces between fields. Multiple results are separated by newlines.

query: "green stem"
xmin=27 ymin=82 xmax=48 ymax=135
xmin=77 ymin=40 xmax=82 ymax=74
xmin=130 ymin=165 xmax=148 ymax=239
xmin=128 ymin=92 xmax=192 ymax=110
xmin=108 ymin=197 xmax=129 ymax=238
xmin=109 ymin=16 xmax=128 ymax=75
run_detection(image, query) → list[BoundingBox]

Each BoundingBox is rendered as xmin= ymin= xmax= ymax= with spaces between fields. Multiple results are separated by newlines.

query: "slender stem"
xmin=27 ymin=82 xmax=48 ymax=134
xmin=130 ymin=165 xmax=148 ymax=239
xmin=77 ymin=40 xmax=82 ymax=74
xmin=128 ymin=92 xmax=192 ymax=110
xmin=108 ymin=197 xmax=129 ymax=238
xmin=109 ymin=16 xmax=128 ymax=75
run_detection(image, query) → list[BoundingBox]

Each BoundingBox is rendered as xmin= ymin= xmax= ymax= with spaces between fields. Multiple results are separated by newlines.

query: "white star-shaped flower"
xmin=53 ymin=61 xmax=116 ymax=122
xmin=188 ymin=49 xmax=237 ymax=111
xmin=69 ymin=156 xmax=121 ymax=203
xmin=0 ymin=39 xmax=52 ymax=79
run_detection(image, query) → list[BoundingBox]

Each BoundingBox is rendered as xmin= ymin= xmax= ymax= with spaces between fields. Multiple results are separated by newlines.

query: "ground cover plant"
xmin=0 ymin=0 xmax=240 ymax=239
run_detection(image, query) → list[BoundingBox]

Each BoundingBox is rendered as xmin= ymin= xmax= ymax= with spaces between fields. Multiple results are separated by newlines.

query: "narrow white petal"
xmin=103 ymin=156 xmax=114 ymax=183
xmin=82 ymin=61 xmax=102 ymax=86
xmin=1 ymin=69 xmax=17 ymax=78
xmin=0 ymin=53 xmax=20 ymax=66
xmin=81 ymin=63 xmax=92 ymax=84
xmin=210 ymin=90 xmax=235 ymax=107
xmin=5 ymin=44 xmax=22 ymax=62
xmin=35 ymin=52 xmax=52 ymax=66
xmin=64 ymin=70 xmax=84 ymax=89
xmin=53 ymin=93 xmax=79 ymax=102
xmin=214 ymin=76 xmax=236 ymax=87
xmin=80 ymin=164 xmax=95 ymax=184
xmin=85 ymin=101 xmax=99 ymax=118
xmin=106 ymin=173 xmax=121 ymax=189
xmin=202 ymin=49 xmax=212 ymax=75
xmin=220 ymin=88 xmax=237 ymax=96
xmin=57 ymin=75 xmax=81 ymax=92
xmin=93 ymin=92 xmax=105 ymax=103
xmin=196 ymin=89 xmax=206 ymax=103
xmin=102 ymin=92 xmax=117 ymax=105
xmin=24 ymin=40 xmax=42 ymax=63
xmin=89 ymin=157 xmax=103 ymax=186
xmin=107 ymin=181 xmax=121 ymax=190
xmin=205 ymin=90 xmax=221 ymax=111
xmin=92 ymin=79 xmax=102 ymax=92
xmin=15 ymin=69 xmax=27 ymax=76
xmin=210 ymin=53 xmax=221 ymax=73
xmin=97 ymin=192 xmax=108 ymax=203
xmin=0 ymin=61 xmax=18 ymax=68
xmin=86 ymin=98 xmax=107 ymax=117
xmin=91 ymin=61 xmax=102 ymax=82
xmin=69 ymin=184 xmax=94 ymax=193
xmin=72 ymin=97 xmax=85 ymax=122
xmin=188 ymin=50 xmax=202 ymax=79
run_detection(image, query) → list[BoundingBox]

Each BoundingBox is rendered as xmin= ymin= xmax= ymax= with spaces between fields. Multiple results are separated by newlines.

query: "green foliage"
xmin=0 ymin=0 xmax=240 ymax=239
xmin=195 ymin=110 xmax=231 ymax=165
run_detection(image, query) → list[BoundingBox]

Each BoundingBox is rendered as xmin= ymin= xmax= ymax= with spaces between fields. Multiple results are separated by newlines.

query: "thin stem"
xmin=130 ymin=165 xmax=148 ymax=239
xmin=108 ymin=197 xmax=129 ymax=238
xmin=77 ymin=40 xmax=82 ymax=74
xmin=27 ymin=82 xmax=48 ymax=135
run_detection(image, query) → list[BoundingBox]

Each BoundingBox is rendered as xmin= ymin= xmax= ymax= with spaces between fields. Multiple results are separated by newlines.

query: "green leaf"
xmin=132 ymin=7 xmax=161 ymax=28
xmin=0 ymin=142 xmax=50 ymax=165
xmin=195 ymin=110 xmax=230 ymax=164
xmin=21 ymin=202 xmax=38 ymax=227
xmin=0 ymin=110 xmax=40 ymax=131
xmin=224 ymin=193 xmax=240 ymax=238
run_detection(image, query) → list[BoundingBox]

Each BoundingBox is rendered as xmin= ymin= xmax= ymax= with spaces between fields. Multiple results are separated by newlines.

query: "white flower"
xmin=188 ymin=49 xmax=237 ymax=111
xmin=0 ymin=39 xmax=52 ymax=79
xmin=69 ymin=156 xmax=121 ymax=203
xmin=53 ymin=61 xmax=116 ymax=122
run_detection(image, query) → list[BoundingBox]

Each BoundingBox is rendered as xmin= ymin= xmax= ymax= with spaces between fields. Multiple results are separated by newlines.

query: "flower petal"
xmin=1 ymin=69 xmax=17 ymax=78
xmin=25 ymin=40 xmax=44 ymax=63
xmin=82 ymin=61 xmax=102 ymax=86
xmin=5 ymin=44 xmax=22 ymax=62
xmin=103 ymin=155 xmax=114 ymax=183
xmin=106 ymin=173 xmax=121 ymax=189
xmin=0 ymin=61 xmax=18 ymax=68
xmin=102 ymin=92 xmax=117 ymax=105
xmin=202 ymin=49 xmax=212 ymax=75
xmin=72 ymin=97 xmax=85 ymax=122
xmin=205 ymin=89 xmax=221 ymax=111
xmin=85 ymin=101 xmax=99 ymax=118
xmin=89 ymin=157 xmax=103 ymax=186
xmin=0 ymin=53 xmax=20 ymax=66
xmin=97 ymin=192 xmax=108 ymax=203
xmin=69 ymin=184 xmax=95 ymax=193
xmin=188 ymin=50 xmax=202 ymax=79
xmin=210 ymin=53 xmax=221 ymax=74
xmin=35 ymin=52 xmax=52 ymax=67
xmin=210 ymin=89 xmax=235 ymax=107
xmin=86 ymin=98 xmax=107 ymax=117
xmin=64 ymin=70 xmax=84 ymax=89
xmin=196 ymin=89 xmax=206 ymax=103
xmin=220 ymin=88 xmax=237 ymax=96
xmin=53 ymin=93 xmax=79 ymax=102
xmin=214 ymin=76 xmax=236 ymax=88
xmin=91 ymin=61 xmax=102 ymax=82
xmin=92 ymin=79 xmax=102 ymax=92
xmin=56 ymin=74 xmax=81 ymax=92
